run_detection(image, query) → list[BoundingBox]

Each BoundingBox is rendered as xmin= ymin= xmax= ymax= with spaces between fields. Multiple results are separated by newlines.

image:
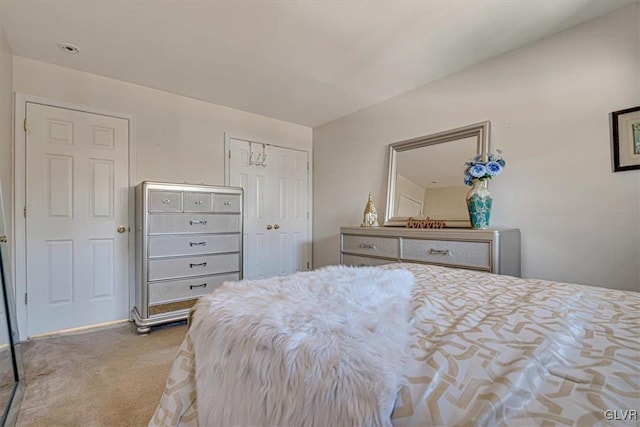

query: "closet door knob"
xmin=273 ymin=224 xmax=280 ymax=230
xmin=266 ymin=225 xmax=273 ymax=230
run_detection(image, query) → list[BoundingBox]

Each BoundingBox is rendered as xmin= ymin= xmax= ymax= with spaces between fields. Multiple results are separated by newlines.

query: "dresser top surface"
xmin=340 ymin=226 xmax=519 ymax=240
xmin=141 ymin=181 xmax=243 ymax=194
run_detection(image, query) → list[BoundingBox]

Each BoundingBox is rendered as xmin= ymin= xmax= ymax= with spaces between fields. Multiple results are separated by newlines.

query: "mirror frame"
xmin=384 ymin=121 xmax=491 ymax=226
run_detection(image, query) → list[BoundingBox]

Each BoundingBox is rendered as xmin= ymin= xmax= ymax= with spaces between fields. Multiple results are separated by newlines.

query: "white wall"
xmin=314 ymin=5 xmax=640 ymax=292
xmin=13 ymin=57 xmax=312 ymax=187
xmin=0 ymin=28 xmax=12 ymax=256
xmin=0 ymin=26 xmax=11 ymax=345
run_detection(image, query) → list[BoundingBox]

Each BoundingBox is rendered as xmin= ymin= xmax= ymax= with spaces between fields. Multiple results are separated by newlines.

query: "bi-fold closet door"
xmin=227 ymin=138 xmax=310 ymax=279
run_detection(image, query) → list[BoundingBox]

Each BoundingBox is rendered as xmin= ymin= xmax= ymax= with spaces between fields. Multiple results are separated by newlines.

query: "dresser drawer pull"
xmin=162 ymin=199 xmax=171 ymax=204
xmin=189 ymin=262 xmax=207 ymax=268
xmin=429 ymin=249 xmax=451 ymax=256
xmin=194 ymin=200 xmax=204 ymax=205
xmin=189 ymin=220 xmax=208 ymax=225
xmin=189 ymin=283 xmax=207 ymax=290
xmin=359 ymin=243 xmax=377 ymax=250
xmin=224 ymin=201 xmax=232 ymax=206
xmin=189 ymin=241 xmax=207 ymax=247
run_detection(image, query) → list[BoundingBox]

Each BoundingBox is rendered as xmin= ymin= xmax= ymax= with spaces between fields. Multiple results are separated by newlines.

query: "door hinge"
xmin=307 ymin=212 xmax=309 ymax=219
xmin=23 ymin=206 xmax=27 ymax=218
xmin=229 ymin=150 xmax=231 ymax=159
xmin=307 ymin=162 xmax=309 ymax=170
xmin=24 ymin=292 xmax=27 ymax=305
xmin=23 ymin=118 xmax=27 ymax=132
xmin=306 ymin=261 xmax=310 ymax=269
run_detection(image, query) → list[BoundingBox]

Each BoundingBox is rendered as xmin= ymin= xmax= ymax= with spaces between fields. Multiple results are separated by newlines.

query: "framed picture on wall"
xmin=612 ymin=105 xmax=640 ymax=172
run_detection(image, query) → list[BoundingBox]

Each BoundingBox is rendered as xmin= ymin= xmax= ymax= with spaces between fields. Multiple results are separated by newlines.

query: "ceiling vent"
xmin=57 ymin=43 xmax=80 ymax=54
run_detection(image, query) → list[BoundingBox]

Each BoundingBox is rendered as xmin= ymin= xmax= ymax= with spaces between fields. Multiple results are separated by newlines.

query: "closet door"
xmin=270 ymin=145 xmax=309 ymax=276
xmin=227 ymin=138 xmax=309 ymax=279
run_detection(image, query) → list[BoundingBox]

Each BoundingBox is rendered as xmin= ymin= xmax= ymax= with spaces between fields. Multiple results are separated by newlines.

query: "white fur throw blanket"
xmin=190 ymin=265 xmax=415 ymax=427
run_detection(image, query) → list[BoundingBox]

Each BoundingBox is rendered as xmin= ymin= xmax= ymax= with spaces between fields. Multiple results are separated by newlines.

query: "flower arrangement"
xmin=464 ymin=149 xmax=506 ymax=186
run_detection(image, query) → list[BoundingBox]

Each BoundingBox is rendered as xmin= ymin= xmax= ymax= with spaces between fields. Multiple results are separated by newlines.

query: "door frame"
xmin=224 ymin=133 xmax=313 ymax=273
xmin=13 ymin=93 xmax=136 ymax=340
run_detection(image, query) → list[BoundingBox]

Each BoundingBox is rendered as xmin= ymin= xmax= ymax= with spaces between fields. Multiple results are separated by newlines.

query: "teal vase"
xmin=466 ymin=179 xmax=492 ymax=229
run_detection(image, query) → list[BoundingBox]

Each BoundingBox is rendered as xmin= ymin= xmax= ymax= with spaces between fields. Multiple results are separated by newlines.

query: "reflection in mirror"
xmin=0 ymin=257 xmax=11 ymax=418
xmin=385 ymin=122 xmax=490 ymax=227
xmin=0 ymin=179 xmax=24 ymax=425
xmin=394 ymin=136 xmax=476 ymax=220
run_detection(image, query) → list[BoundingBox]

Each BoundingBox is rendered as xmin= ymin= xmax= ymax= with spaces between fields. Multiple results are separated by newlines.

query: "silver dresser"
xmin=340 ymin=226 xmax=520 ymax=277
xmin=133 ymin=182 xmax=243 ymax=333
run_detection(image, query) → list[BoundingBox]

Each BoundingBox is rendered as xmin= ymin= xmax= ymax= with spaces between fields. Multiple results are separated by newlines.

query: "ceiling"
xmin=0 ymin=0 xmax=636 ymax=127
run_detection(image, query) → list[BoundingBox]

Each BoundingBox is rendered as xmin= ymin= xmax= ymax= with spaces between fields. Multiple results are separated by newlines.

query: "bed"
xmin=149 ymin=263 xmax=640 ymax=426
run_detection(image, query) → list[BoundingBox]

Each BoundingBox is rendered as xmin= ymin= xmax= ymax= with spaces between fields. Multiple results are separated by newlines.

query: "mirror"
xmin=0 ymin=251 xmax=14 ymax=420
xmin=0 ymin=180 xmax=24 ymax=425
xmin=384 ymin=121 xmax=490 ymax=227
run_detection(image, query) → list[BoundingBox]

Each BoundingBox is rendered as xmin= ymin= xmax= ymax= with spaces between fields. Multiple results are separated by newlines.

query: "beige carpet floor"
xmin=16 ymin=321 xmax=187 ymax=427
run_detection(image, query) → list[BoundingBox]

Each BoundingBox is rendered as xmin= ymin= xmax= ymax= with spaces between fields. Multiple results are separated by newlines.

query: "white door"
xmin=269 ymin=145 xmax=310 ymax=276
xmin=25 ymin=103 xmax=129 ymax=336
xmin=227 ymin=138 xmax=310 ymax=279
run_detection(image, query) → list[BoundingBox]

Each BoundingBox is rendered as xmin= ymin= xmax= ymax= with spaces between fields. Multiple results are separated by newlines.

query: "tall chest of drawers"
xmin=340 ymin=226 xmax=520 ymax=277
xmin=133 ymin=182 xmax=243 ymax=333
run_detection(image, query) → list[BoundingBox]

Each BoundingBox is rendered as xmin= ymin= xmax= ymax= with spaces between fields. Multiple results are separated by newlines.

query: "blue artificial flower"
xmin=469 ymin=164 xmax=487 ymax=178
xmin=463 ymin=150 xmax=506 ymax=184
xmin=486 ymin=161 xmax=502 ymax=176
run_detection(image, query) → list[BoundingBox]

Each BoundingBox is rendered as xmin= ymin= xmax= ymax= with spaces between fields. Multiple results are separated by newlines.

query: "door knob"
xmin=117 ymin=226 xmax=126 ymax=233
xmin=266 ymin=225 xmax=272 ymax=230
xmin=273 ymin=224 xmax=280 ymax=230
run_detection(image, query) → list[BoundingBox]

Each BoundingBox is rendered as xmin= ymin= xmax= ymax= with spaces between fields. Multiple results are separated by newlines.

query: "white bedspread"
xmin=150 ymin=263 xmax=640 ymax=426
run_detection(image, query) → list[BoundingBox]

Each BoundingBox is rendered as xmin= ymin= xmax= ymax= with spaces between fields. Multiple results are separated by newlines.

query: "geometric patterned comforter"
xmin=150 ymin=263 xmax=640 ymax=426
